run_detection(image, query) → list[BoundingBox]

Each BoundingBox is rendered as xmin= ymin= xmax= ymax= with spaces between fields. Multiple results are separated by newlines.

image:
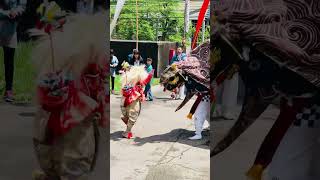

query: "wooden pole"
xmin=49 ymin=34 xmax=55 ymax=71
xmin=184 ymin=0 xmax=190 ymax=39
xmin=135 ymin=0 xmax=139 ymax=50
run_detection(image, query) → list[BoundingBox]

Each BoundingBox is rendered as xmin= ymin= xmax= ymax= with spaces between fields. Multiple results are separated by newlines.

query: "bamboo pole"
xmin=135 ymin=0 xmax=139 ymax=50
xmin=49 ymin=34 xmax=55 ymax=71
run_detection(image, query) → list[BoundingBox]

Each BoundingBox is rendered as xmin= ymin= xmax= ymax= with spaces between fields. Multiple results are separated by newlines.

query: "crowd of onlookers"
xmin=110 ymin=38 xmax=191 ymax=101
xmin=110 ymin=48 xmax=154 ymax=101
xmin=110 ymin=37 xmax=239 ymax=119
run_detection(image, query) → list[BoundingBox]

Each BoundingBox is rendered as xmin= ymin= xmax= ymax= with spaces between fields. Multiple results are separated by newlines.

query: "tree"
xmin=111 ymin=0 xmax=185 ymax=41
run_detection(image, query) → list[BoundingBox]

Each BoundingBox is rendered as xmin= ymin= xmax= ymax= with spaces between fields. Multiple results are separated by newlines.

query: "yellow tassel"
xmin=246 ymin=164 xmax=264 ymax=180
xmin=46 ymin=3 xmax=60 ymax=22
xmin=171 ymin=64 xmax=177 ymax=71
xmin=187 ymin=113 xmax=193 ymax=119
xmin=36 ymin=4 xmax=44 ymax=14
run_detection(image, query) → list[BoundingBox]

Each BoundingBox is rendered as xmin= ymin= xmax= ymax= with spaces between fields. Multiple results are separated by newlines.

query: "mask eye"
xmin=169 ymin=76 xmax=175 ymax=82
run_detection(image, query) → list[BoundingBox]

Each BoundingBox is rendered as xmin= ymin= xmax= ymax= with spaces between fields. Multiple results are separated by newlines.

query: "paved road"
xmin=0 ymin=85 xmax=210 ymax=180
xmin=0 ymin=101 xmax=108 ymax=180
xmin=110 ymin=86 xmax=210 ymax=180
xmin=212 ymin=105 xmax=279 ymax=180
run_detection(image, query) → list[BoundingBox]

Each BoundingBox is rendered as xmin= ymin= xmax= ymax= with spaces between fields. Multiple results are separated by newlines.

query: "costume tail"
xmin=175 ymin=90 xmax=195 ymax=112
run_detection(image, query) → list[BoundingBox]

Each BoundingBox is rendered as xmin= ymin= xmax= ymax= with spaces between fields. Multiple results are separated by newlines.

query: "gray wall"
xmin=157 ymin=42 xmax=176 ymax=76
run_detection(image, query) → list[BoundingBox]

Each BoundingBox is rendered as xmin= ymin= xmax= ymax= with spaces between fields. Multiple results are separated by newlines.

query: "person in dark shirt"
xmin=128 ymin=49 xmax=143 ymax=66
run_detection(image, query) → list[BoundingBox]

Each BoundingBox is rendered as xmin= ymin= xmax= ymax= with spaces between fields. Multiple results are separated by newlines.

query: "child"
xmin=31 ymin=13 xmax=108 ymax=180
xmin=144 ymin=58 xmax=153 ymax=101
xmin=120 ymin=65 xmax=153 ymax=139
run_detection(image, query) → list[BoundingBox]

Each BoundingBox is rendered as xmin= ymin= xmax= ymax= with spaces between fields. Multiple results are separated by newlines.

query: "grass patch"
xmin=111 ymin=75 xmax=160 ymax=93
xmin=0 ymin=42 xmax=35 ymax=103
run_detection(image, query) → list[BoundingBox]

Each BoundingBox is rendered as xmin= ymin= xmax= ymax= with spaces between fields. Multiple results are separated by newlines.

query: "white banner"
xmin=110 ymin=0 xmax=126 ymax=36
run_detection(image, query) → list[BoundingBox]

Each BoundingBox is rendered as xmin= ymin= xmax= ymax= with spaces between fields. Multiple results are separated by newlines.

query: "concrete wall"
xmin=157 ymin=42 xmax=177 ymax=76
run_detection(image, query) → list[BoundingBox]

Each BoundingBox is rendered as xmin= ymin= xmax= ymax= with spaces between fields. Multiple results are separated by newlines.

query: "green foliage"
xmin=111 ymin=0 xmax=185 ymax=41
xmin=187 ymin=24 xmax=210 ymax=44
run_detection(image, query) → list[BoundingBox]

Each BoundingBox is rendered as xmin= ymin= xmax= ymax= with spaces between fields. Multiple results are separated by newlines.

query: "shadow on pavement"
xmin=19 ymin=112 xmax=36 ymax=117
xmin=110 ymin=131 xmax=125 ymax=141
xmin=110 ymin=129 xmax=210 ymax=150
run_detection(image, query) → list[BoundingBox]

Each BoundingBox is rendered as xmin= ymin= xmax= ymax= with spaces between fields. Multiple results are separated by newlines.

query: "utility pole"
xmin=184 ymin=0 xmax=190 ymax=38
xmin=156 ymin=17 xmax=159 ymax=41
xmin=202 ymin=16 xmax=205 ymax=42
xmin=135 ymin=0 xmax=139 ymax=50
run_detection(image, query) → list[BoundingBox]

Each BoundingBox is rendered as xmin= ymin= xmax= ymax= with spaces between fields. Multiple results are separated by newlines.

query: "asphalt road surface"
xmin=110 ymin=86 xmax=210 ymax=180
xmin=0 ymin=102 xmax=108 ymax=179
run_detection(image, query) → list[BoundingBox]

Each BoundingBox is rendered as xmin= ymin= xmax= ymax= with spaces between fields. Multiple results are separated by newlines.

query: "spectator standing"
xmin=110 ymin=49 xmax=118 ymax=94
xmin=170 ymin=46 xmax=187 ymax=64
xmin=128 ymin=49 xmax=143 ymax=66
xmin=170 ymin=46 xmax=187 ymax=100
xmin=0 ymin=0 xmax=25 ymax=102
xmin=144 ymin=58 xmax=153 ymax=101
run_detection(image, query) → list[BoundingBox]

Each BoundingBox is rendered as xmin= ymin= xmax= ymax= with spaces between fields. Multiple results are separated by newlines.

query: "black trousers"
xmin=2 ymin=46 xmax=15 ymax=91
xmin=111 ymin=76 xmax=115 ymax=90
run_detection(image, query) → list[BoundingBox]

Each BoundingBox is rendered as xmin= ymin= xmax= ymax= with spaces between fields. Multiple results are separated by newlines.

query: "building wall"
xmin=157 ymin=42 xmax=177 ymax=76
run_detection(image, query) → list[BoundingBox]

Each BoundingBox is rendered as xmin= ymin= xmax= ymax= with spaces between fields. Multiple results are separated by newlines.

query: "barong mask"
xmin=160 ymin=64 xmax=186 ymax=91
xmin=211 ymin=1 xmax=320 ymax=179
xmin=160 ymin=41 xmax=210 ymax=112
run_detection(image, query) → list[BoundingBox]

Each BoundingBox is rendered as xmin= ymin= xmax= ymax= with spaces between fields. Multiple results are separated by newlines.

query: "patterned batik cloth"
xmin=201 ymin=94 xmax=211 ymax=102
xmin=214 ymin=0 xmax=320 ymax=88
xmin=294 ymin=104 xmax=320 ymax=128
xmin=176 ymin=41 xmax=210 ymax=90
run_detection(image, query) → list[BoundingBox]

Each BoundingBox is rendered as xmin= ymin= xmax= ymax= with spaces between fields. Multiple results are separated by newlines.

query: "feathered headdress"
xmin=32 ymin=13 xmax=107 ymax=81
xmin=121 ymin=65 xmax=149 ymax=88
xmin=121 ymin=61 xmax=130 ymax=70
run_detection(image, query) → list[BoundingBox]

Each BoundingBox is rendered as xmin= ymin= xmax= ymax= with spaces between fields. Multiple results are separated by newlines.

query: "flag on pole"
xmin=192 ymin=0 xmax=209 ymax=49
